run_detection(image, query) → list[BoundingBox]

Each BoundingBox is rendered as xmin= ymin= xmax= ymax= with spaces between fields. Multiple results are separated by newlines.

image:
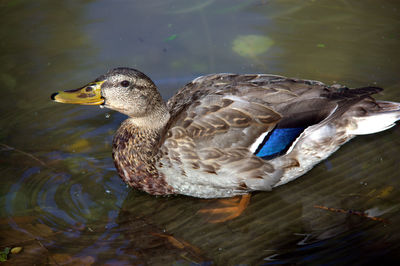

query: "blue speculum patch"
xmin=255 ymin=127 xmax=305 ymax=159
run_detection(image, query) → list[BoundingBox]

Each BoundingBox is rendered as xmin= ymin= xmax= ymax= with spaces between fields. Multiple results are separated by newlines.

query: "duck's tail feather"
xmin=348 ymin=100 xmax=400 ymax=135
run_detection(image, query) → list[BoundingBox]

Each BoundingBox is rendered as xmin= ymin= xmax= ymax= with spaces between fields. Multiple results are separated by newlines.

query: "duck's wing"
xmin=164 ymin=73 xmax=359 ymax=150
xmin=165 ymin=74 xmax=281 ymax=150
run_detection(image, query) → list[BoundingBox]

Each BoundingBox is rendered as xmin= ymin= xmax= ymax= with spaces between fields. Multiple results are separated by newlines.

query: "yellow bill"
xmin=51 ymin=80 xmax=105 ymax=105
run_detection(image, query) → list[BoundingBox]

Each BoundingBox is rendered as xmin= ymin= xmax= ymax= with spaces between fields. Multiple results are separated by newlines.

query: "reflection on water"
xmin=1 ymin=0 xmax=400 ymax=264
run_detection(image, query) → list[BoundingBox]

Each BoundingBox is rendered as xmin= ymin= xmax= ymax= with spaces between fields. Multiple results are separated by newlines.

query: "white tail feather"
xmin=348 ymin=101 xmax=400 ymax=135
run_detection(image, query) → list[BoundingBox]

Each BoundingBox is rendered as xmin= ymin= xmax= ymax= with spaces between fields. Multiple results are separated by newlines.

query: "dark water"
xmin=1 ymin=0 xmax=400 ymax=264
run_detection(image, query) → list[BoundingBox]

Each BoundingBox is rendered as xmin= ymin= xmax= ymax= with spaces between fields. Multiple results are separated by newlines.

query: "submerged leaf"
xmin=165 ymin=34 xmax=178 ymax=41
xmin=66 ymin=139 xmax=91 ymax=153
xmin=232 ymin=34 xmax=273 ymax=58
xmin=377 ymin=186 xmax=394 ymax=198
xmin=0 ymin=247 xmax=10 ymax=262
xmin=11 ymin=247 xmax=23 ymax=254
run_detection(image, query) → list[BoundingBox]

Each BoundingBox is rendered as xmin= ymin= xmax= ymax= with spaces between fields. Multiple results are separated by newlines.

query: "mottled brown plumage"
xmin=52 ymin=68 xmax=400 ymax=198
xmin=113 ymin=119 xmax=174 ymax=195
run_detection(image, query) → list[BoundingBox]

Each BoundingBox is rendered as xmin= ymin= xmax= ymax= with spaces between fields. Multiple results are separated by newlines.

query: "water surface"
xmin=1 ymin=0 xmax=400 ymax=264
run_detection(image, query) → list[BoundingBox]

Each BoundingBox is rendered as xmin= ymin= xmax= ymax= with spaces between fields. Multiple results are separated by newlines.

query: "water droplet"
xmin=105 ymin=189 xmax=111 ymax=194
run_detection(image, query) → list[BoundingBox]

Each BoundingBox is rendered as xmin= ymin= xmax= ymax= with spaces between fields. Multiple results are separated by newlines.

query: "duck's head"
xmin=51 ymin=68 xmax=169 ymax=125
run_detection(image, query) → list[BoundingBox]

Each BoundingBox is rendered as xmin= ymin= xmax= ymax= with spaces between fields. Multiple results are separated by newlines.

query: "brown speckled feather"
xmin=113 ymin=120 xmax=175 ymax=195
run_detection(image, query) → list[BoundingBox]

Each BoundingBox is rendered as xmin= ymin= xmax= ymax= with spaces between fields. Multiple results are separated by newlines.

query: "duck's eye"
xmin=120 ymin=80 xmax=130 ymax=87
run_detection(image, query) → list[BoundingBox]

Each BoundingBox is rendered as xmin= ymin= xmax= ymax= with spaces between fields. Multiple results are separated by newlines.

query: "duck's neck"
xmin=112 ymin=112 xmax=174 ymax=195
xmin=122 ymin=102 xmax=171 ymax=129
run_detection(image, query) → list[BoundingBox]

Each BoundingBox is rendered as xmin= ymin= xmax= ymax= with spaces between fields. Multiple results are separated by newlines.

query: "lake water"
xmin=1 ymin=0 xmax=400 ymax=264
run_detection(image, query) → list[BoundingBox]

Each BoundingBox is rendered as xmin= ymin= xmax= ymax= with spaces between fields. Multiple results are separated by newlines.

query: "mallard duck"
xmin=51 ymin=68 xmax=400 ymax=200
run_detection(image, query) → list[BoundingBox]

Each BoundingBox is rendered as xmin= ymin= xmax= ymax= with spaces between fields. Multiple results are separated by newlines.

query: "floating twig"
xmin=0 ymin=143 xmax=48 ymax=167
xmin=314 ymin=205 xmax=388 ymax=224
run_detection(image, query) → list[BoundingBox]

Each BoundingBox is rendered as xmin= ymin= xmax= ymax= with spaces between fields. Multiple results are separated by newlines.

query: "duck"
xmin=51 ymin=67 xmax=400 ymax=213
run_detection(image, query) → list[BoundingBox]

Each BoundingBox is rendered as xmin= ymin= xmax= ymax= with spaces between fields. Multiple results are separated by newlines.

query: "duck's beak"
xmin=51 ymin=80 xmax=105 ymax=105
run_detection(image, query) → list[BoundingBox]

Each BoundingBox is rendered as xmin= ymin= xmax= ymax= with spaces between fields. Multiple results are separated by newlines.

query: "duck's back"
xmin=157 ymin=74 xmax=399 ymax=198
